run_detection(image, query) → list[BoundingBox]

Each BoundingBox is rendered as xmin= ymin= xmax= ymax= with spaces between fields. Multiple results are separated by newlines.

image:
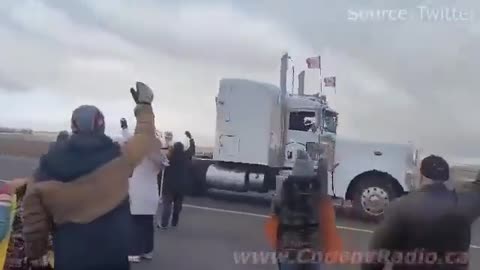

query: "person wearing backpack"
xmin=264 ymin=150 xmax=342 ymax=270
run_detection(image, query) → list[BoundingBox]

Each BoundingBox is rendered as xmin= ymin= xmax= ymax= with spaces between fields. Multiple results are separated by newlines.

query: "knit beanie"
xmin=420 ymin=155 xmax=449 ymax=182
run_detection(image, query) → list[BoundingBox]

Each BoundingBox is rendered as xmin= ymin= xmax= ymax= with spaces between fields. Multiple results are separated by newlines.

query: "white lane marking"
xmin=184 ymin=204 xmax=269 ymax=218
xmin=335 ymin=225 xmax=373 ymax=234
xmin=184 ymin=204 xmax=373 ymax=233
xmin=183 ymin=204 xmax=480 ymax=249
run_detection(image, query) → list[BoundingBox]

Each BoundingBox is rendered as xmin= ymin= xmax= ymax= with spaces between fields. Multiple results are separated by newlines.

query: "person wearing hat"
xmin=265 ymin=150 xmax=342 ymax=270
xmin=362 ymin=155 xmax=471 ymax=270
xmin=22 ymin=82 xmax=157 ymax=270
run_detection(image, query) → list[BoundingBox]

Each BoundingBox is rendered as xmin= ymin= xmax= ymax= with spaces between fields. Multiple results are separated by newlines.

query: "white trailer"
xmin=190 ymin=54 xmax=419 ymax=221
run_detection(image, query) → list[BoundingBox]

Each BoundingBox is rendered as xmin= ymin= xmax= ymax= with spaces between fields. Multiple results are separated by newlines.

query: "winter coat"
xmin=22 ymin=104 xmax=157 ymax=270
xmin=362 ymin=182 xmax=478 ymax=270
xmin=120 ymin=129 xmax=168 ymax=215
xmin=162 ymin=138 xmax=195 ymax=195
xmin=185 ymin=138 xmax=195 ymax=161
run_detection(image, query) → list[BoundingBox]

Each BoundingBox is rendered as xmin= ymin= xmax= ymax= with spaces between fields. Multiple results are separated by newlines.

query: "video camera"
xmin=273 ymin=149 xmax=329 ymax=258
xmin=278 ymin=174 xmax=321 ymax=226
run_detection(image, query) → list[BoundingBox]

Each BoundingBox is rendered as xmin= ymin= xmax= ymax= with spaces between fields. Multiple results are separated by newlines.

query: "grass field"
xmin=0 ymin=132 xmax=214 ymax=159
xmin=0 ymin=132 xmax=477 ymax=182
xmin=0 ymin=133 xmax=51 ymax=158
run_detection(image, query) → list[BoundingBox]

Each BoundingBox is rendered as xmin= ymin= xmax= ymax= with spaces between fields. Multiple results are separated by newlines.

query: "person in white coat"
xmin=118 ymin=118 xmax=169 ymax=263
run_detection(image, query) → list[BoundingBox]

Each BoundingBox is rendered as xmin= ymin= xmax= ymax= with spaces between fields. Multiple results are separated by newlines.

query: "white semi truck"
xmin=190 ymin=54 xmax=419 ymax=220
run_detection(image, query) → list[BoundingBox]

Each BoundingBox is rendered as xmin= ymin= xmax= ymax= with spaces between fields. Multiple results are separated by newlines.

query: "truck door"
xmin=285 ymin=110 xmax=318 ymax=167
xmin=216 ymin=90 xmax=231 ymax=125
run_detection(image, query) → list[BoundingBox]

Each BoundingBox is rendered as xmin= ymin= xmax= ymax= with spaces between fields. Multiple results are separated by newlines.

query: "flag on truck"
xmin=306 ymin=56 xmax=321 ymax=69
xmin=324 ymin=76 xmax=336 ymax=87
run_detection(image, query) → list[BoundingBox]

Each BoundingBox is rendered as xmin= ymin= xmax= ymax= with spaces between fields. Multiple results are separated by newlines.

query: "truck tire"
xmin=351 ymin=175 xmax=399 ymax=222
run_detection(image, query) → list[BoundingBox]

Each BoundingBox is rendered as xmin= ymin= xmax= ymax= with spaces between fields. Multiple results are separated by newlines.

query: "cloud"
xmin=238 ymin=0 xmax=480 ymax=160
xmin=0 ymin=0 xmax=311 ymax=146
xmin=0 ymin=0 xmax=479 ymax=162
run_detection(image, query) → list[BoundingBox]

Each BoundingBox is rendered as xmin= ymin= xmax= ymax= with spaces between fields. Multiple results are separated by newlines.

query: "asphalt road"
xmin=1 ymin=155 xmax=480 ymax=269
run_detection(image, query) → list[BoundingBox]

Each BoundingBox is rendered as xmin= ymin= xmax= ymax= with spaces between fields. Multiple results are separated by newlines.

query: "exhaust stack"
xmin=280 ymin=53 xmax=288 ymax=98
xmin=279 ymin=53 xmax=289 ymax=166
xmin=298 ymin=71 xmax=305 ymax=96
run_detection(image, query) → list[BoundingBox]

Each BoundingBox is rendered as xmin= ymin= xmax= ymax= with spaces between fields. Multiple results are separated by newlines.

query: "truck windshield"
xmin=323 ymin=110 xmax=337 ymax=133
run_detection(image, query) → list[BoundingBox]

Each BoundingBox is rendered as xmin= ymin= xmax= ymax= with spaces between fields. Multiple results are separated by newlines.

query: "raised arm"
xmin=120 ymin=82 xmax=156 ymax=169
xmin=184 ymin=131 xmax=195 ymax=159
xmin=23 ymin=182 xmax=51 ymax=260
xmin=121 ymin=127 xmax=131 ymax=140
xmin=148 ymin=139 xmax=169 ymax=170
xmin=456 ymin=179 xmax=480 ymax=221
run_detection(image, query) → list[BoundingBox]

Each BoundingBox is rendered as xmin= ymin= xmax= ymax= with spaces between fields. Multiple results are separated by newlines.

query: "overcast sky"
xmin=0 ymin=0 xmax=479 ymax=163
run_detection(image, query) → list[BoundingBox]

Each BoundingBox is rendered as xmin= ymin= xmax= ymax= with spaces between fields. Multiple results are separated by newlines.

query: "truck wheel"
xmin=352 ymin=175 xmax=399 ymax=222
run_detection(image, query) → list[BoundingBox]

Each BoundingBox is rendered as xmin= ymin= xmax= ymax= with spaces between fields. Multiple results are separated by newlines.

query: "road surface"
xmin=128 ymin=194 xmax=480 ymax=270
xmin=1 ymin=155 xmax=480 ymax=269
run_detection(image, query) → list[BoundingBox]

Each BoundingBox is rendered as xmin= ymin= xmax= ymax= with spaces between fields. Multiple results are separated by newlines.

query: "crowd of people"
xmin=0 ymin=81 xmax=479 ymax=270
xmin=0 ymin=82 xmax=196 ymax=270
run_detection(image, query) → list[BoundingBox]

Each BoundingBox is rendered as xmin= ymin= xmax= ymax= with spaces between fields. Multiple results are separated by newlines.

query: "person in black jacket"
xmin=184 ymin=131 xmax=195 ymax=160
xmin=159 ymin=132 xmax=195 ymax=229
xmin=184 ymin=131 xmax=195 ymax=194
xmin=362 ymin=155 xmax=472 ymax=270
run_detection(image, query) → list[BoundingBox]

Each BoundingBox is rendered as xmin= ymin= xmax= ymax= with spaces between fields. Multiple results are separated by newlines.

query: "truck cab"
xmin=285 ymin=93 xmax=419 ymax=221
xmin=284 ymin=94 xmax=334 ymax=168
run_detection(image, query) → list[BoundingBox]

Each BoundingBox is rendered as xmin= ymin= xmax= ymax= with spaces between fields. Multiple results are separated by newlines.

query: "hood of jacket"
xmin=36 ymin=133 xmax=121 ymax=183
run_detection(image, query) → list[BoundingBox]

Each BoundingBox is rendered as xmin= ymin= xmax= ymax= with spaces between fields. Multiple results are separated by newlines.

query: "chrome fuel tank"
xmin=206 ymin=164 xmax=247 ymax=192
xmin=247 ymin=172 xmax=265 ymax=192
xmin=205 ymin=164 xmax=268 ymax=192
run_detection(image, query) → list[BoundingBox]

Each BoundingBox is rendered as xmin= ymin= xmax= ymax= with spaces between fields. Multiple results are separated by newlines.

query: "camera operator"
xmin=265 ymin=150 xmax=342 ymax=270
